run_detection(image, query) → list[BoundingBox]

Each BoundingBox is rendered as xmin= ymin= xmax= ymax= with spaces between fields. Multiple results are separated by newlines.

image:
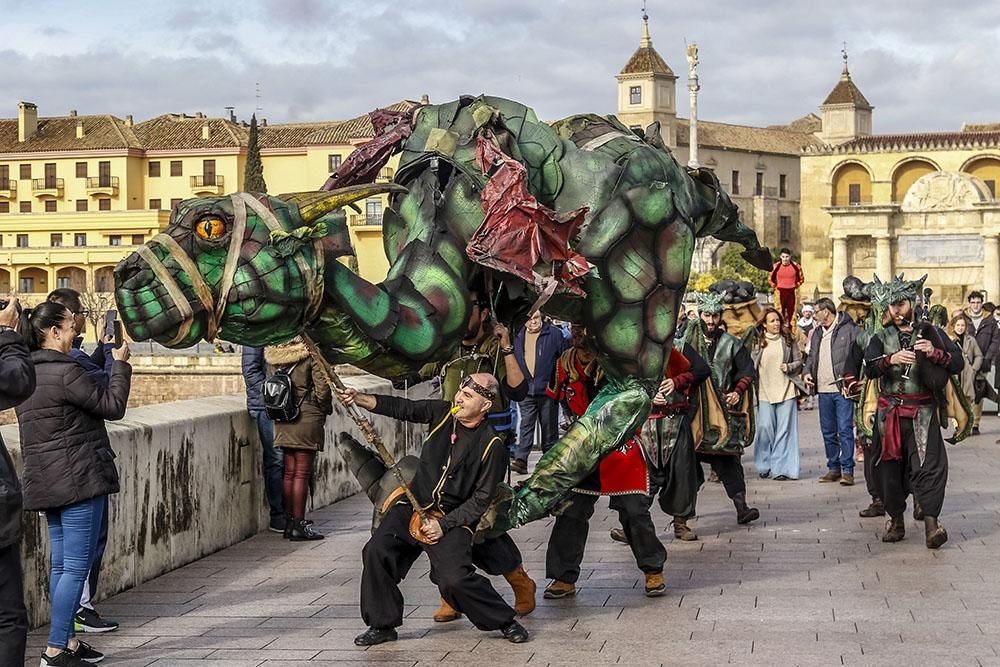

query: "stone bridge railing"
xmin=3 ymin=375 xmax=431 ymax=628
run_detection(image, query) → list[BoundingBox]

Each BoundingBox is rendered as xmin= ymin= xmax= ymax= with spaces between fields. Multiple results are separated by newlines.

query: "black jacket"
xmin=970 ymin=313 xmax=1000 ymax=374
xmin=0 ymin=330 xmax=36 ymax=548
xmin=15 ymin=349 xmax=131 ymax=511
xmin=370 ymin=395 xmax=506 ymax=533
xmin=241 ymin=346 xmax=267 ymax=412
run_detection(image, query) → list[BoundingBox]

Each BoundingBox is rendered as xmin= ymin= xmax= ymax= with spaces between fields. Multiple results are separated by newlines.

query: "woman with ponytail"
xmin=16 ymin=301 xmax=131 ymax=666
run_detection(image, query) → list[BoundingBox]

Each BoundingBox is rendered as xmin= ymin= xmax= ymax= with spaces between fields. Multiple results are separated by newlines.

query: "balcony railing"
xmin=31 ymin=178 xmax=65 ymax=198
xmin=831 ymin=195 xmax=875 ymax=207
xmin=376 ymin=167 xmax=395 ymax=182
xmin=349 ymin=213 xmax=383 ymax=227
xmin=190 ymin=174 xmax=225 ymax=194
xmin=86 ymin=176 xmax=119 ymax=196
xmin=0 ymin=180 xmax=15 ymax=199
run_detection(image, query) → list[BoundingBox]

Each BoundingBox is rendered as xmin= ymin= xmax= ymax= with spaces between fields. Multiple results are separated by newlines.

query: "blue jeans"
xmin=251 ymin=409 xmax=284 ymax=519
xmin=46 ymin=496 xmax=105 ymax=648
xmin=79 ymin=494 xmax=109 ymax=611
xmin=818 ymin=392 xmax=855 ymax=473
xmin=514 ymin=395 xmax=559 ymax=461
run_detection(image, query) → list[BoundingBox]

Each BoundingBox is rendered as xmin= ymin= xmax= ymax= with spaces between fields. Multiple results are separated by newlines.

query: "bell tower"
xmin=616 ymin=9 xmax=678 ymax=147
xmin=819 ymin=46 xmax=873 ymax=145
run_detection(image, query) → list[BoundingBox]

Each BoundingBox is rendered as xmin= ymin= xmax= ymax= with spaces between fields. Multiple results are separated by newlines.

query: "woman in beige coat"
xmin=265 ymin=337 xmax=333 ymax=541
xmin=948 ymin=314 xmax=982 ymax=405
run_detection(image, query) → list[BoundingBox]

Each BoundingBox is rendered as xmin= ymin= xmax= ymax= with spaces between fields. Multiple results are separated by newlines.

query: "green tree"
xmin=688 ymin=243 xmax=773 ymax=295
xmin=244 ymin=114 xmax=267 ymax=193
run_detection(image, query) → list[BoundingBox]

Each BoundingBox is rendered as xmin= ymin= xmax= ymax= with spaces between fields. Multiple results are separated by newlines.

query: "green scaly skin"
xmin=114 ymin=95 xmax=767 ymax=527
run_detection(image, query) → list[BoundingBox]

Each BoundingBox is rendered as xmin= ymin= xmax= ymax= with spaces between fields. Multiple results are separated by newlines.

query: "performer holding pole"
xmin=336 ymin=374 xmax=529 ymax=646
xmin=863 ymin=275 xmax=964 ymax=548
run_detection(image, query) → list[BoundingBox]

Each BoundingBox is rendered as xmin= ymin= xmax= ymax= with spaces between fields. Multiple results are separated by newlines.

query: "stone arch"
xmin=17 ymin=267 xmax=49 ymax=295
xmin=94 ymin=266 xmax=116 ymax=292
xmin=961 ymin=155 xmax=1000 ymax=198
xmin=56 ymin=266 xmax=87 ymax=292
xmin=890 ymin=157 xmax=939 ymax=202
xmin=831 ymin=160 xmax=873 ymax=206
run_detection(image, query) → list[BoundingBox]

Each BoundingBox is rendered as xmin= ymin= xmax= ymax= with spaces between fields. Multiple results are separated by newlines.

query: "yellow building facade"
xmin=0 ymin=100 xmax=416 ymax=302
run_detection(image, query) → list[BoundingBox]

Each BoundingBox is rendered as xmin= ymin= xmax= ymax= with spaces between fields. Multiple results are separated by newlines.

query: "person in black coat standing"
xmin=965 ymin=291 xmax=1000 ymax=434
xmin=16 ymin=302 xmax=131 ymax=667
xmin=0 ymin=298 xmax=36 ymax=667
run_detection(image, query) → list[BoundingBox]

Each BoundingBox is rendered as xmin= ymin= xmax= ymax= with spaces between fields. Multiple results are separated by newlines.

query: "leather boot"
xmin=924 ymin=516 xmax=948 ymax=549
xmin=912 ymin=499 xmax=925 ymax=521
xmin=672 ymin=518 xmax=698 ymax=541
xmin=432 ymin=598 xmax=461 ymax=623
xmin=282 ymin=515 xmax=294 ymax=539
xmin=733 ymin=493 xmax=760 ymax=524
xmin=859 ymin=498 xmax=885 ymax=518
xmin=288 ymin=519 xmax=324 ymax=541
xmin=503 ymin=565 xmax=537 ymax=616
xmin=882 ymin=516 xmax=905 ymax=542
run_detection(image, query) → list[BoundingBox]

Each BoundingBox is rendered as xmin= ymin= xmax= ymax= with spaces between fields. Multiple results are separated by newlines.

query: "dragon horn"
xmin=279 ymin=183 xmax=408 ymax=223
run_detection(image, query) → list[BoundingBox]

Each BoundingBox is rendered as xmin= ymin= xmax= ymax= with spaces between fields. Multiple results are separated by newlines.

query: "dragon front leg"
xmin=323 ymin=238 xmax=470 ymax=362
xmin=489 ymin=378 xmax=653 ymax=532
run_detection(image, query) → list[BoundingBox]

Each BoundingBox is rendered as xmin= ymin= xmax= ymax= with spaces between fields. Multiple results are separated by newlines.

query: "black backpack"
xmin=263 ymin=363 xmax=307 ymax=422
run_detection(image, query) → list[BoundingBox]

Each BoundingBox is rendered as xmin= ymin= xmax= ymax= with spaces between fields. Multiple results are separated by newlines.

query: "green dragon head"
xmin=113 ymin=185 xmax=402 ymax=347
xmin=694 ymin=291 xmax=726 ymax=315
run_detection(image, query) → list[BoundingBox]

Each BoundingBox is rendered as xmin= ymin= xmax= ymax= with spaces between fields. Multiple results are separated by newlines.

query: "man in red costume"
xmin=769 ymin=248 xmax=805 ymax=327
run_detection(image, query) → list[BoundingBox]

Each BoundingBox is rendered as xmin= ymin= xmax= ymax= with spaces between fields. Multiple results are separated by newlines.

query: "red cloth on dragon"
xmin=322 ymin=108 xmax=416 ymax=190
xmin=575 ymin=347 xmax=693 ymax=496
xmin=466 ymin=137 xmax=592 ymax=296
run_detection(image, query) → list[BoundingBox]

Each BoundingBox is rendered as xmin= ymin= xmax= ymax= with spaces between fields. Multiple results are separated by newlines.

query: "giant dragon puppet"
xmin=114 ymin=95 xmax=770 ymax=530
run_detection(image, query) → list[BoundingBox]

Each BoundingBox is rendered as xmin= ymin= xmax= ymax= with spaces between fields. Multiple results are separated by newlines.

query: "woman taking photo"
xmin=265 ymin=336 xmax=332 ymax=541
xmin=948 ymin=314 xmax=982 ymax=407
xmin=751 ymin=308 xmax=804 ymax=481
xmin=16 ymin=302 xmax=131 ymax=666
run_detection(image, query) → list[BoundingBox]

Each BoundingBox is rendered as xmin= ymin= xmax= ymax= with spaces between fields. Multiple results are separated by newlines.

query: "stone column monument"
xmin=687 ymin=42 xmax=700 ymax=169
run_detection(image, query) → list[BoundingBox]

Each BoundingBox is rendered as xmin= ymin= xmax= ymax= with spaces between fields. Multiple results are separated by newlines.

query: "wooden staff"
xmin=300 ymin=335 xmax=437 ymax=535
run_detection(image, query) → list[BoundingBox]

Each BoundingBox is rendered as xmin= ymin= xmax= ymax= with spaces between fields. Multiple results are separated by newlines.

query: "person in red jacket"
xmin=769 ymin=248 xmax=805 ymax=327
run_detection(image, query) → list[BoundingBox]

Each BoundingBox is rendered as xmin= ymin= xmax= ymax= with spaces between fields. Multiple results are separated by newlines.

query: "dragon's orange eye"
xmin=195 ymin=217 xmax=227 ymax=241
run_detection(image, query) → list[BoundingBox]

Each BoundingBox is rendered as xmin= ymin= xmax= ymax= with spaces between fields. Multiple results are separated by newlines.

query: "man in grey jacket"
xmin=804 ymin=298 xmax=861 ymax=485
xmin=0 ymin=298 xmax=37 ymax=666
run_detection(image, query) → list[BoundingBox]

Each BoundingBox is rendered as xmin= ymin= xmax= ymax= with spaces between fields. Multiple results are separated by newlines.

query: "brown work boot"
xmin=543 ymin=580 xmax=576 ymax=599
xmin=733 ymin=493 xmax=760 ymax=525
xmin=644 ymin=572 xmax=666 ymax=597
xmin=924 ymin=516 xmax=948 ymax=549
xmin=859 ymin=498 xmax=885 ymax=517
xmin=503 ymin=565 xmax=537 ymax=616
xmin=510 ymin=458 xmax=528 ymax=475
xmin=672 ymin=518 xmax=698 ymax=541
xmin=432 ymin=597 xmax=461 ymax=623
xmin=882 ymin=516 xmax=905 ymax=543
xmin=912 ymin=500 xmax=925 ymax=521
xmin=609 ymin=527 xmax=628 ymax=544
xmin=839 ymin=473 xmax=855 ymax=486
xmin=818 ymin=471 xmax=842 ymax=483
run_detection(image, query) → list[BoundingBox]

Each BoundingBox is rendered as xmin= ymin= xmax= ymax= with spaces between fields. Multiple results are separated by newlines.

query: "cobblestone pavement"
xmin=26 ymin=413 xmax=1000 ymax=666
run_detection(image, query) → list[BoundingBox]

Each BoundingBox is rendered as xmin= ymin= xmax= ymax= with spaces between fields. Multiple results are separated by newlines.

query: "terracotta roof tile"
xmin=677 ymin=118 xmax=823 ymax=155
xmin=833 ymin=130 xmax=1000 ymax=152
xmin=258 ymin=122 xmax=337 ymax=149
xmin=619 ymin=45 xmax=674 ymax=76
xmin=0 ymin=115 xmax=142 ymax=153
xmin=134 ymin=114 xmax=247 ymax=150
xmin=822 ymin=73 xmax=872 ymax=108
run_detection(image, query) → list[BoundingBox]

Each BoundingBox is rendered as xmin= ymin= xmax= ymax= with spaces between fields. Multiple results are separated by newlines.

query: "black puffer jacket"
xmin=15 ymin=349 xmax=131 ymax=512
xmin=0 ymin=329 xmax=36 ymax=548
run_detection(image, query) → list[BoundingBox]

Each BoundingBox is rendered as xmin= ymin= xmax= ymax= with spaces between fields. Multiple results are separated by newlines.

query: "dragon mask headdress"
xmin=870 ymin=273 xmax=927 ymax=306
xmin=694 ymin=291 xmax=726 ymax=315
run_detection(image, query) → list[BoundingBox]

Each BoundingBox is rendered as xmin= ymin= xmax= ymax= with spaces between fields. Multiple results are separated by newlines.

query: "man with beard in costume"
xmin=864 ymin=275 xmax=964 ymax=548
xmin=430 ymin=288 xmax=536 ymax=623
xmin=543 ymin=327 xmax=708 ymax=598
xmin=674 ymin=292 xmax=759 ymax=527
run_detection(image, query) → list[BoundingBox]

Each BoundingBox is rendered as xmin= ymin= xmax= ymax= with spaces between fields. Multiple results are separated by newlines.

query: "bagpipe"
xmin=907 ymin=287 xmax=950 ymax=392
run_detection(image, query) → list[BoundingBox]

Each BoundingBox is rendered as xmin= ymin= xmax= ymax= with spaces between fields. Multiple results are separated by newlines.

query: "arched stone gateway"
xmin=900 ymin=171 xmax=992 ymax=212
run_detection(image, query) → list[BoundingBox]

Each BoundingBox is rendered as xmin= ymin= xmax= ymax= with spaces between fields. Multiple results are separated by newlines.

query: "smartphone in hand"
xmin=104 ymin=310 xmax=118 ymax=342
xmin=113 ymin=320 xmax=123 ymax=349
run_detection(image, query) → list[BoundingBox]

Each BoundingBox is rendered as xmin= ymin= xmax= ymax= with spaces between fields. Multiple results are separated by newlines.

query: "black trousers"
xmin=878 ymin=418 xmax=948 ymax=520
xmin=472 ymin=532 xmax=521 ymax=576
xmin=361 ymin=504 xmax=514 ymax=631
xmin=545 ymin=486 xmax=666 ymax=583
xmin=0 ymin=542 xmax=27 ymax=667
xmin=860 ymin=434 xmax=882 ymax=502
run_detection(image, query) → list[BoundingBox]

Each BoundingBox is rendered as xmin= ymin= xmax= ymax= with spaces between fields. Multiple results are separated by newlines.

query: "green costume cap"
xmin=695 ymin=291 xmax=726 ymax=314
xmin=870 ymin=273 xmax=927 ymax=306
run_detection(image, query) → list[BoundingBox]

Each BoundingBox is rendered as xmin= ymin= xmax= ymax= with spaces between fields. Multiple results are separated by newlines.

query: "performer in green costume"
xmin=862 ymin=275 xmax=970 ymax=548
xmin=678 ymin=292 xmax=759 ymax=527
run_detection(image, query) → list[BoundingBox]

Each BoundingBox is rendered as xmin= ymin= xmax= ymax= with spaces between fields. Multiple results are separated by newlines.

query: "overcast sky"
xmin=2 ymin=0 xmax=997 ymax=133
